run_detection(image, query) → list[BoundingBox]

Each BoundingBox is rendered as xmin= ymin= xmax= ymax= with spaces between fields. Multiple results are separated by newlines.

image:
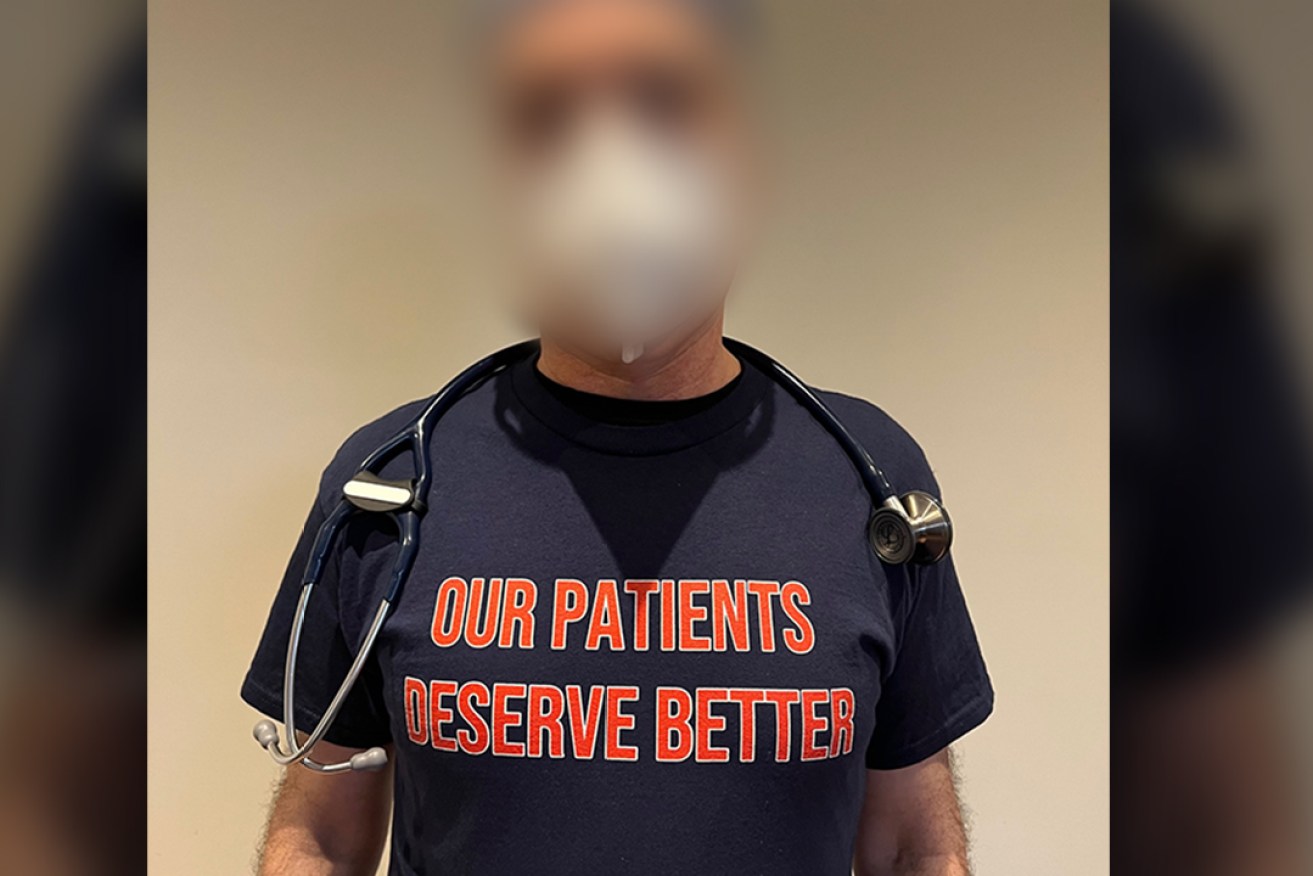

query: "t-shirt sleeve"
xmin=240 ymin=492 xmax=393 ymax=749
xmin=865 ymin=552 xmax=994 ymax=770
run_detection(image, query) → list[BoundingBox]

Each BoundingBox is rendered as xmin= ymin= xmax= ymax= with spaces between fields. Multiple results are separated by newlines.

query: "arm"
xmin=257 ymin=737 xmax=393 ymax=876
xmin=853 ymin=748 xmax=971 ymax=876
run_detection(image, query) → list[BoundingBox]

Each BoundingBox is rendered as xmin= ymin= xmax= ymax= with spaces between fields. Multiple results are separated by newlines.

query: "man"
xmin=242 ymin=1 xmax=993 ymax=873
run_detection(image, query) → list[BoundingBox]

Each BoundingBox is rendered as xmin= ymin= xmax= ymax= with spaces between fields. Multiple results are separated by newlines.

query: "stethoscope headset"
xmin=253 ymin=339 xmax=952 ymax=773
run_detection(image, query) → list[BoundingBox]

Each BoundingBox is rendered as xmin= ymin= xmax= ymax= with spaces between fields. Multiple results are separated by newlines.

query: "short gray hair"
xmin=472 ymin=0 xmax=758 ymax=48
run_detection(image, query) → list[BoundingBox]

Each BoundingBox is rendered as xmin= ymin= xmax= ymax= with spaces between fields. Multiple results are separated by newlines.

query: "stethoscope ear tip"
xmin=252 ymin=719 xmax=390 ymax=773
xmin=350 ymin=747 xmax=390 ymax=772
xmin=253 ymin=720 xmax=281 ymax=750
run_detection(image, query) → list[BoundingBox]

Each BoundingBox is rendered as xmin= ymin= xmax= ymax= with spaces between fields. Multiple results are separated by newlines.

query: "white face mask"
xmin=516 ymin=111 xmax=738 ymax=364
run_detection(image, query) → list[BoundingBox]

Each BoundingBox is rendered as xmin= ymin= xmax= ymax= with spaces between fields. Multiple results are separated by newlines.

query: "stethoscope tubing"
xmin=258 ymin=344 xmax=530 ymax=771
xmin=256 ymin=338 xmax=919 ymax=772
xmin=722 ymin=338 xmax=901 ymax=510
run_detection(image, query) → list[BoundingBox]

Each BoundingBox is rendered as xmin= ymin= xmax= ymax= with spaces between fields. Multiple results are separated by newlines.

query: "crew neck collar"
xmin=510 ymin=351 xmax=770 ymax=456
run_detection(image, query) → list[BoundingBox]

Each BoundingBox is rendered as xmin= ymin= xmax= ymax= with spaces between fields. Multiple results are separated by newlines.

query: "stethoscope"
xmin=253 ymin=339 xmax=952 ymax=773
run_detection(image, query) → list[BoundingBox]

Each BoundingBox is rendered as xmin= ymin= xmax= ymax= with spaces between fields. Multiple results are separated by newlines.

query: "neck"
xmin=537 ymin=316 xmax=741 ymax=401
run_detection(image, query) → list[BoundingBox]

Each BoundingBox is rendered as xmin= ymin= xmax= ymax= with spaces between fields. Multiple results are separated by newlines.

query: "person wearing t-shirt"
xmin=243 ymin=2 xmax=993 ymax=874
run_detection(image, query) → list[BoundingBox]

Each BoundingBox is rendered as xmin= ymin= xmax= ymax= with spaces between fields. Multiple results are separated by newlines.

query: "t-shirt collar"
xmin=509 ymin=352 xmax=770 ymax=456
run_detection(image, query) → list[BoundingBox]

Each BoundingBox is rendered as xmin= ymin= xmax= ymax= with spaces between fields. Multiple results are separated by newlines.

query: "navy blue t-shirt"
xmin=242 ymin=350 xmax=993 ymax=875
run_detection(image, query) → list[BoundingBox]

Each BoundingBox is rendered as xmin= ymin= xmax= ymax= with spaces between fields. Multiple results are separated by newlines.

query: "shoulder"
xmin=312 ymin=397 xmax=432 ymax=509
xmin=809 ymin=388 xmax=942 ymax=498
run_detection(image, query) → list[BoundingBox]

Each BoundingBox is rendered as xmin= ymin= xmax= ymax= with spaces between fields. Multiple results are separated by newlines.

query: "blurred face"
xmin=483 ymin=0 xmax=757 ymax=363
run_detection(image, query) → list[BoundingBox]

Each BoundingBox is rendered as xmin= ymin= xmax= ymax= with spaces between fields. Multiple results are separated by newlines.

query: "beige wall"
xmin=148 ymin=1 xmax=1107 ymax=873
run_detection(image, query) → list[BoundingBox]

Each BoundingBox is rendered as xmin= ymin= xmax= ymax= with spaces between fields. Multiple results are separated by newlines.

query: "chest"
xmin=338 ymin=450 xmax=897 ymax=770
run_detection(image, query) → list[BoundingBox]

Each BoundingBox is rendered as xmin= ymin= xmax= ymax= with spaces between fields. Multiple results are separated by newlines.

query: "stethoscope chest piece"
xmin=868 ymin=491 xmax=953 ymax=566
xmin=343 ymin=472 xmax=423 ymax=514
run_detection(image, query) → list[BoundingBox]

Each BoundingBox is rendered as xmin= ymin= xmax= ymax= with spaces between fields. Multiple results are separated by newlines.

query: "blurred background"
xmin=17 ymin=0 xmax=1313 ymax=874
xmin=1112 ymin=1 xmax=1313 ymax=873
xmin=0 ymin=0 xmax=143 ymax=873
xmin=147 ymin=1 xmax=1106 ymax=874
